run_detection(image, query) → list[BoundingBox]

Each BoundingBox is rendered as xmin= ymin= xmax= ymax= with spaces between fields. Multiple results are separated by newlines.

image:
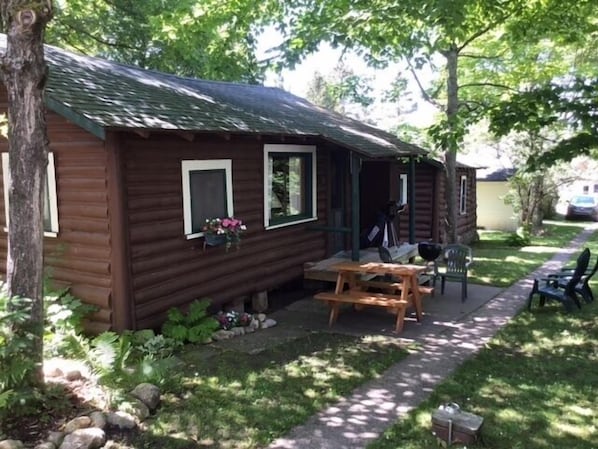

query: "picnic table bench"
xmin=314 ymin=261 xmax=432 ymax=333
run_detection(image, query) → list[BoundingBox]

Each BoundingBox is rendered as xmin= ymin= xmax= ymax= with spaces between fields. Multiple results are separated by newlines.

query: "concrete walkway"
xmin=267 ymin=224 xmax=597 ymax=449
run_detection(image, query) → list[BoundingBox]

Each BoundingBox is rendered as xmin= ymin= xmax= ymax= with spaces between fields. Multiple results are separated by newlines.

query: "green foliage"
xmin=0 ymin=295 xmax=38 ymax=422
xmin=137 ymin=333 xmax=181 ymax=359
xmin=305 ymin=64 xmax=374 ymax=115
xmin=488 ymin=78 xmax=598 ymax=168
xmin=86 ymin=330 xmax=180 ymax=390
xmin=0 ymin=113 xmax=7 ymax=138
xmin=505 ymin=226 xmax=532 ymax=247
xmin=162 ymin=299 xmax=219 ymax=344
xmin=47 ymin=0 xmax=278 ymax=82
xmin=44 ymin=288 xmax=97 ymax=358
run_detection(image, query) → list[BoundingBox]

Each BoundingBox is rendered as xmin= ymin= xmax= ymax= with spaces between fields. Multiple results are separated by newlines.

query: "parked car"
xmin=566 ymin=195 xmax=598 ymax=221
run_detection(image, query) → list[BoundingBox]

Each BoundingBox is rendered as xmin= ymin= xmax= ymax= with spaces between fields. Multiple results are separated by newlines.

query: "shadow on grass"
xmin=369 ymin=302 xmax=598 ymax=449
xmin=131 ymin=333 xmax=409 ymax=449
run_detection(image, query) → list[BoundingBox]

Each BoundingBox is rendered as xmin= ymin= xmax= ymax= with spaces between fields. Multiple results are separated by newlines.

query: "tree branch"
xmin=459 ymin=82 xmax=517 ymax=92
xmin=460 ymin=53 xmax=503 ymax=60
xmin=457 ymin=5 xmax=521 ymax=52
xmin=62 ymin=22 xmax=140 ymax=52
xmin=406 ymin=59 xmax=443 ymax=110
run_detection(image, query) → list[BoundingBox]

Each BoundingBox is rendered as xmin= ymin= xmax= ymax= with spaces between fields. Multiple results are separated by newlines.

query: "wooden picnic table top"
xmin=330 ymin=261 xmax=427 ymax=276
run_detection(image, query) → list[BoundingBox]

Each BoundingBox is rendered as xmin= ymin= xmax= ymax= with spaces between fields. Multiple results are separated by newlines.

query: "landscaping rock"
xmin=0 ymin=440 xmax=24 ymax=449
xmin=249 ymin=318 xmax=260 ymax=331
xmin=106 ymin=411 xmax=137 ymax=430
xmin=231 ymin=326 xmax=245 ymax=337
xmin=89 ymin=411 xmax=107 ymax=429
xmin=118 ymin=398 xmax=150 ymax=422
xmin=43 ymin=366 xmax=64 ymax=378
xmin=261 ymin=318 xmax=277 ymax=329
xmin=46 ymin=432 xmax=65 ymax=447
xmin=256 ymin=313 xmax=267 ymax=322
xmin=63 ymin=416 xmax=92 ymax=434
xmin=212 ymin=329 xmax=234 ymax=341
xmin=59 ymin=428 xmax=105 ymax=449
xmin=34 ymin=442 xmax=56 ymax=449
xmin=130 ymin=383 xmax=161 ymax=411
xmin=65 ymin=370 xmax=83 ymax=381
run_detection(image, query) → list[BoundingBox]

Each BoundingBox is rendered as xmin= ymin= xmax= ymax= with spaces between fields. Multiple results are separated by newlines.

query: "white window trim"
xmin=399 ymin=173 xmax=408 ymax=205
xmin=2 ymin=152 xmax=59 ymax=237
xmin=263 ymin=144 xmax=317 ymax=230
xmin=181 ymin=159 xmax=233 ymax=240
xmin=459 ymin=175 xmax=467 ymax=215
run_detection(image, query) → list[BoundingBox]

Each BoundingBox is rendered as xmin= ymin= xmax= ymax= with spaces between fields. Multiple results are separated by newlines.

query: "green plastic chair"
xmin=433 ymin=244 xmax=473 ymax=302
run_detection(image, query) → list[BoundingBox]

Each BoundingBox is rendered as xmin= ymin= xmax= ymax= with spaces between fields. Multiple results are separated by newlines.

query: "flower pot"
xmin=204 ymin=233 xmax=226 ymax=247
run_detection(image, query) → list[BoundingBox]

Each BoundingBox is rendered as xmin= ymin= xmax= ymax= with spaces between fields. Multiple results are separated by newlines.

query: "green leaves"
xmin=162 ymin=299 xmax=219 ymax=344
xmin=47 ymin=0 xmax=279 ymax=82
xmin=487 ymin=77 xmax=598 ymax=168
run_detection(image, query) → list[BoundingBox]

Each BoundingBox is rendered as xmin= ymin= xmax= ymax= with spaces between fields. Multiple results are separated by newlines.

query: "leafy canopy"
xmin=48 ymin=0 xmax=278 ymax=82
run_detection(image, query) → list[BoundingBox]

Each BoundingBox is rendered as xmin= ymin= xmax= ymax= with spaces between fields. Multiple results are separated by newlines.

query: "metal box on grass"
xmin=431 ymin=404 xmax=484 ymax=446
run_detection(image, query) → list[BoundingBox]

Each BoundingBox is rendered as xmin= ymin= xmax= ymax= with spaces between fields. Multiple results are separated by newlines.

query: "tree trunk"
xmin=444 ymin=47 xmax=459 ymax=243
xmin=0 ymin=1 xmax=53 ymax=387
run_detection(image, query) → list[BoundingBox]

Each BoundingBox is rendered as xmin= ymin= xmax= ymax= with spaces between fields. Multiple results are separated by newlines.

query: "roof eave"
xmin=45 ymin=95 xmax=106 ymax=140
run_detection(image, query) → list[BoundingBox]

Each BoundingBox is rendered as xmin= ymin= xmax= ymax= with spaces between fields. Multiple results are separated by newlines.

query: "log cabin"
xmin=0 ymin=36 xmax=477 ymax=332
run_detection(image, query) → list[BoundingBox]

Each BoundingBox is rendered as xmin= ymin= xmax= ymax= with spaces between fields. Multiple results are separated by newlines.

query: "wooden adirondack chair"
xmin=556 ymin=253 xmax=598 ymax=304
xmin=528 ymin=248 xmax=590 ymax=312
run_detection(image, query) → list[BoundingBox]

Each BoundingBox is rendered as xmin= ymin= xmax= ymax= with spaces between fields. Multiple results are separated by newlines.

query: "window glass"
xmin=189 ymin=170 xmax=227 ymax=233
xmin=181 ymin=160 xmax=233 ymax=238
xmin=398 ymin=174 xmax=408 ymax=205
xmin=264 ymin=145 xmax=316 ymax=229
xmin=2 ymin=152 xmax=59 ymax=236
xmin=43 ymin=178 xmax=51 ymax=231
xmin=459 ymin=175 xmax=467 ymax=214
xmin=269 ymin=154 xmax=308 ymax=221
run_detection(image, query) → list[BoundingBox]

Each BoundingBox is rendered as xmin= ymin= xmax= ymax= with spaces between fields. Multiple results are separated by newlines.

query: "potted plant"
xmin=202 ymin=217 xmax=247 ymax=251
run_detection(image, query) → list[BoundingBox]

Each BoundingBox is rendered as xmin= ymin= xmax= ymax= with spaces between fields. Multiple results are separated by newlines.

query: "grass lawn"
xmin=469 ymin=221 xmax=586 ymax=287
xmin=126 ymin=219 xmax=594 ymax=449
xmin=369 ymin=227 xmax=598 ymax=449
xmin=132 ymin=333 xmax=410 ymax=449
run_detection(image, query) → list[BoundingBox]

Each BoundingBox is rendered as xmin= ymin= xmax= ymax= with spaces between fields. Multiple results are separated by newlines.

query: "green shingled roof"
xmin=0 ymin=35 xmax=427 ymax=159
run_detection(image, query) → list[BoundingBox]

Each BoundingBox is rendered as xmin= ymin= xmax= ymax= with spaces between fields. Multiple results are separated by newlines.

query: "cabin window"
xmin=583 ymin=185 xmax=589 ymax=194
xmin=264 ymin=144 xmax=317 ymax=229
xmin=181 ymin=159 xmax=233 ymax=239
xmin=459 ymin=175 xmax=467 ymax=215
xmin=2 ymin=152 xmax=59 ymax=237
xmin=398 ymin=173 xmax=408 ymax=205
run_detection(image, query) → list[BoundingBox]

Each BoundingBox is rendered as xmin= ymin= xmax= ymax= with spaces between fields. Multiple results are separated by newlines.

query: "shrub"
xmin=162 ymin=299 xmax=219 ymax=344
xmin=506 ymin=226 xmax=532 ymax=247
xmin=44 ymin=288 xmax=97 ymax=358
xmin=0 ymin=295 xmax=39 ymax=423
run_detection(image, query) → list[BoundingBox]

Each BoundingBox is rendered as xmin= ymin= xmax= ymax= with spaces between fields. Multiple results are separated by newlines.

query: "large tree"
xmin=0 ymin=1 xmax=53 ymax=386
xmin=47 ymin=0 xmax=276 ymax=82
xmin=274 ymin=0 xmax=598 ymax=242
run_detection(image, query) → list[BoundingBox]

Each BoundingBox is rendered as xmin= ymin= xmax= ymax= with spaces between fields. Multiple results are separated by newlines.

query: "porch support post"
xmin=351 ymin=151 xmax=361 ymax=261
xmin=408 ymin=155 xmax=416 ymax=244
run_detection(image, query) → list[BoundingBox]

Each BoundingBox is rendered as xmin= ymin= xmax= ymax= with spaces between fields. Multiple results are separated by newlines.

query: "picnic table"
xmin=314 ymin=261 xmax=433 ymax=333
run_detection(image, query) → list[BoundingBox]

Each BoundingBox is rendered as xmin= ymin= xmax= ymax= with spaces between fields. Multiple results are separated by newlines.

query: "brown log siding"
xmin=121 ymin=134 xmax=329 ymax=329
xmin=0 ymin=91 xmax=112 ymax=332
xmin=434 ymin=165 xmax=477 ymax=244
